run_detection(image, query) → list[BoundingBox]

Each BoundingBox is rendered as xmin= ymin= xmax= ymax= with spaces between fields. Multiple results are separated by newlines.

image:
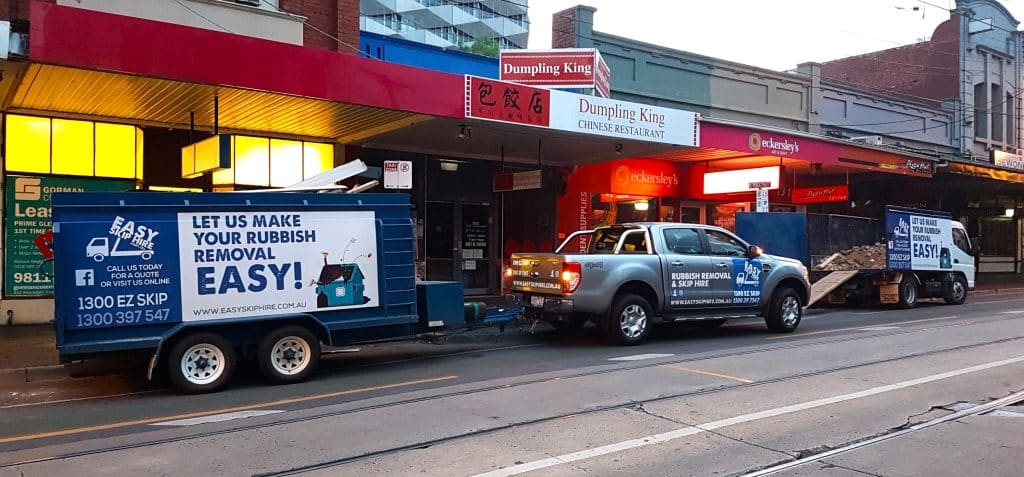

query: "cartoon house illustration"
xmin=315 ymin=253 xmax=370 ymax=308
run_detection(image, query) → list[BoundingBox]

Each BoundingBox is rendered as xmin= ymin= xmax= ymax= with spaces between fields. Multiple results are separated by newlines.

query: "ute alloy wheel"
xmin=258 ymin=325 xmax=321 ymax=385
xmin=765 ymin=287 xmax=802 ymax=333
xmin=168 ymin=332 xmax=236 ymax=394
xmin=605 ymin=293 xmax=652 ymax=346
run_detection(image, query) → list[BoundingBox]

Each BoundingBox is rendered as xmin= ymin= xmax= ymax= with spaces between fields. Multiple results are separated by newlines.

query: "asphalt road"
xmin=2 ymin=295 xmax=1024 ymax=476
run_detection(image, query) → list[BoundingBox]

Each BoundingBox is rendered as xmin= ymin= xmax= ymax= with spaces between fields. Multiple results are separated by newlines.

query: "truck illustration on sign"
xmin=86 ymin=236 xmax=154 ymax=262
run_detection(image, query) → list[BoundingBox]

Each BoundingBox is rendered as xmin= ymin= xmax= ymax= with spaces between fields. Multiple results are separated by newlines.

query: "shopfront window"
xmin=5 ymin=114 xmax=143 ymax=179
xmin=211 ymin=136 xmax=334 ymax=188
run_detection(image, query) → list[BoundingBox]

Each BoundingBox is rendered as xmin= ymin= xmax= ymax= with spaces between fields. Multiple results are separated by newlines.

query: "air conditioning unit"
xmin=235 ymin=0 xmax=260 ymax=6
xmin=850 ymin=135 xmax=884 ymax=146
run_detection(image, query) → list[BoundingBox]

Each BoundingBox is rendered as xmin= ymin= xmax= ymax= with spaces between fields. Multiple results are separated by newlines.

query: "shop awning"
xmin=945 ymin=161 xmax=1024 ymax=184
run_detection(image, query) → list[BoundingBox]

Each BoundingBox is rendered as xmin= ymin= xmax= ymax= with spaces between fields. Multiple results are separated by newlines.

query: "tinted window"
xmin=706 ymin=229 xmax=747 ymax=256
xmin=663 ymin=228 xmax=703 ymax=255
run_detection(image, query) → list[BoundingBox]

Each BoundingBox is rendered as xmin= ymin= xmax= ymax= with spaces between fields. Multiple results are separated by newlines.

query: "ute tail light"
xmin=561 ymin=262 xmax=582 ymax=294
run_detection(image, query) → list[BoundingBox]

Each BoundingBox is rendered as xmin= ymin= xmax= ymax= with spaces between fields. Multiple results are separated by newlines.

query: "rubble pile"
xmin=814 ymin=243 xmax=887 ymax=271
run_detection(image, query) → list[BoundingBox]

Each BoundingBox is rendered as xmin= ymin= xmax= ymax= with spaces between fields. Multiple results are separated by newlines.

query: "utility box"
xmin=416 ymin=281 xmax=465 ymax=328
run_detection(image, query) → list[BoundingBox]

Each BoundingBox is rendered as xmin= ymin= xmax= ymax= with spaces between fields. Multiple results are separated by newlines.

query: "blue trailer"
xmin=52 ymin=190 xmax=519 ymax=393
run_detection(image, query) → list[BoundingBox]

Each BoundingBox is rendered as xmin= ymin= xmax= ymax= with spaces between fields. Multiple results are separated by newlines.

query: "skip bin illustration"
xmin=314 ymin=252 xmax=372 ymax=308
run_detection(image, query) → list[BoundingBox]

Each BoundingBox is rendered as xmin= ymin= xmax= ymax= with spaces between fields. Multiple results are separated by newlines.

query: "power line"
xmin=173 ymin=0 xmax=234 ymax=33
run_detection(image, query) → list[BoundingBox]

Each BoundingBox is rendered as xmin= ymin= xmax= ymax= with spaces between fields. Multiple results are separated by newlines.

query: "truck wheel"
xmin=765 ymin=288 xmax=802 ymax=333
xmin=897 ymin=276 xmax=918 ymax=309
xmin=943 ymin=275 xmax=968 ymax=305
xmin=605 ymin=294 xmax=652 ymax=346
xmin=168 ymin=333 xmax=236 ymax=394
xmin=257 ymin=326 xmax=321 ymax=385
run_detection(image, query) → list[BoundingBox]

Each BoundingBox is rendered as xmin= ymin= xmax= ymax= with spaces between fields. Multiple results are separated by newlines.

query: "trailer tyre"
xmin=605 ymin=294 xmax=652 ymax=346
xmin=168 ymin=333 xmax=236 ymax=394
xmin=943 ymin=275 xmax=968 ymax=305
xmin=897 ymin=275 xmax=918 ymax=309
xmin=765 ymin=288 xmax=802 ymax=333
xmin=257 ymin=326 xmax=321 ymax=385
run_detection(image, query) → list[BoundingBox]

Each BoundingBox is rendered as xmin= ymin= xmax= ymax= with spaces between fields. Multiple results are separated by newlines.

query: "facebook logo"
xmin=75 ymin=269 xmax=94 ymax=287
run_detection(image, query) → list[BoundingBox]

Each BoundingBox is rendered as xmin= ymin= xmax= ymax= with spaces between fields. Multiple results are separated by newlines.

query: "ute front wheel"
xmin=765 ymin=288 xmax=802 ymax=333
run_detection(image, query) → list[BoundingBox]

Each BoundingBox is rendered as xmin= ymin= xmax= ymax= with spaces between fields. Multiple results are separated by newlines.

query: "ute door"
xmin=661 ymin=227 xmax=717 ymax=309
xmin=704 ymin=229 xmax=763 ymax=308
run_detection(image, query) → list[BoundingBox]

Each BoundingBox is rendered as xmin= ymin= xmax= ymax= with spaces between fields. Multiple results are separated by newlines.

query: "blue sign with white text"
xmin=731 ymin=258 xmax=763 ymax=305
xmin=59 ymin=211 xmax=182 ymax=330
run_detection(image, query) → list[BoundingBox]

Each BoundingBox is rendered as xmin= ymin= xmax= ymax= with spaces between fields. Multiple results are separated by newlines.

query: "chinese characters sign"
xmin=466 ymin=76 xmax=550 ymax=127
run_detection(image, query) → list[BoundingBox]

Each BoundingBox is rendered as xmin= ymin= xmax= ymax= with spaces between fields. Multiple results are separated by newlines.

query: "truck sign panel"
xmin=885 ymin=209 xmax=953 ymax=271
xmin=62 ymin=210 xmax=379 ymax=329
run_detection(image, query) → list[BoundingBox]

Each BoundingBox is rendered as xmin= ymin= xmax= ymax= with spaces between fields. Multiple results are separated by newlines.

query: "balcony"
xmin=55 ymin=0 xmax=305 ymax=45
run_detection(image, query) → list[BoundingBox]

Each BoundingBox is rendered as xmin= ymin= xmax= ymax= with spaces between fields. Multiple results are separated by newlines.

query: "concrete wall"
xmin=820 ymin=83 xmax=956 ymax=153
xmin=57 ymin=0 xmax=306 ymax=45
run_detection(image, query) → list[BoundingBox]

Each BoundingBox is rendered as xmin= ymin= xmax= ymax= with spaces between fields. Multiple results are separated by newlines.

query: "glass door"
xmin=460 ymin=204 xmax=491 ymax=295
xmin=425 ymin=201 xmax=456 ymax=281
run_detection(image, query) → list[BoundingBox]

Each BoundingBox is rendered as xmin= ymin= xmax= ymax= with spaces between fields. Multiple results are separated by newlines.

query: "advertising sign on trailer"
xmin=60 ymin=210 xmax=380 ymax=330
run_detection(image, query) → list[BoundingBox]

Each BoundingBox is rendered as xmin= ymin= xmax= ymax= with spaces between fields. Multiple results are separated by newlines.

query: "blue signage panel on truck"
xmin=53 ymin=192 xmax=518 ymax=393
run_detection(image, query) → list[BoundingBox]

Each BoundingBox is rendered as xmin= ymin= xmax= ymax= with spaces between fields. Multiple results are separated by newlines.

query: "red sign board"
xmin=791 ymin=185 xmax=849 ymax=204
xmin=610 ymin=159 xmax=681 ymax=197
xmin=499 ymin=49 xmax=611 ymax=98
xmin=466 ymin=76 xmax=550 ymax=127
xmin=493 ymin=170 xmax=543 ymax=192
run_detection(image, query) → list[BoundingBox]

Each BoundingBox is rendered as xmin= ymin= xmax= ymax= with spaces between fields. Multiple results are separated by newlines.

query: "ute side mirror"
xmin=747 ymin=245 xmax=763 ymax=258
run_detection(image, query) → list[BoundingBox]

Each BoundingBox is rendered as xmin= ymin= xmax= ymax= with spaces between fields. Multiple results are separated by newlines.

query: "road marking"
xmin=151 ymin=410 xmax=284 ymax=426
xmin=471 ymin=355 xmax=1024 ymax=477
xmin=0 ymin=375 xmax=457 ymax=444
xmin=608 ymin=353 xmax=675 ymax=362
xmin=661 ymin=364 xmax=754 ymax=384
xmin=767 ymin=315 xmax=960 ymax=340
xmin=999 ymin=310 xmax=1024 ymax=314
xmin=858 ymin=326 xmax=899 ymax=331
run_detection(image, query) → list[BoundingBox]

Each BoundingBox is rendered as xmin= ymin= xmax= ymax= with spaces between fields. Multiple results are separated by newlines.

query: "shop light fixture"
xmin=440 ymin=161 xmax=459 ymax=172
xmin=1006 ymin=208 xmax=1015 ymax=217
xmin=634 ymin=202 xmax=650 ymax=211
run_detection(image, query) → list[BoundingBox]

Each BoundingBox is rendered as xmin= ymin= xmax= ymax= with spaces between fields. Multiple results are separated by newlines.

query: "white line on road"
xmin=858 ymin=326 xmax=900 ymax=331
xmin=607 ymin=353 xmax=675 ymax=362
xmin=999 ymin=310 xmax=1024 ymax=314
xmin=472 ymin=355 xmax=1024 ymax=477
xmin=150 ymin=410 xmax=284 ymax=427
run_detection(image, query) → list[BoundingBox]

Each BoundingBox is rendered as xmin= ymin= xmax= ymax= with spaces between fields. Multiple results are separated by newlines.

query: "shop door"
xmin=424 ymin=201 xmax=492 ymax=295
xmin=425 ymin=201 xmax=456 ymax=282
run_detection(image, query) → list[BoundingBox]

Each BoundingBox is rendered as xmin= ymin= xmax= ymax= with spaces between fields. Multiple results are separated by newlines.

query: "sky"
xmin=526 ymin=0 xmax=1024 ymax=71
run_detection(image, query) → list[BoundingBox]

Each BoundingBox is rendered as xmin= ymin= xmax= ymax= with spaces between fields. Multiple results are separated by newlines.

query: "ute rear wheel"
xmin=765 ymin=288 xmax=802 ymax=333
xmin=257 ymin=325 xmax=321 ymax=385
xmin=168 ymin=332 xmax=236 ymax=394
xmin=605 ymin=294 xmax=652 ymax=346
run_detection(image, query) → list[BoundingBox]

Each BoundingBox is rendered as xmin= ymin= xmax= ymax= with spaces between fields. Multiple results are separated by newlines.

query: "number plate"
xmin=530 ymin=295 xmax=545 ymax=308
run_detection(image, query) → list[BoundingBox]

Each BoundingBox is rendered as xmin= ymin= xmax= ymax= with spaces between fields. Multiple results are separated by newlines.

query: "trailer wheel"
xmin=943 ymin=275 xmax=968 ymax=305
xmin=257 ymin=326 xmax=321 ymax=385
xmin=605 ymin=294 xmax=652 ymax=346
xmin=168 ymin=333 xmax=236 ymax=394
xmin=897 ymin=275 xmax=918 ymax=309
xmin=765 ymin=288 xmax=802 ymax=333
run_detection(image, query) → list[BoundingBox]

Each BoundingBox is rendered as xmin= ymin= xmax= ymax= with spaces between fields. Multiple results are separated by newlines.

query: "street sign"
xmin=493 ymin=170 xmax=543 ymax=192
xmin=383 ymin=160 xmax=412 ymax=189
xmin=756 ymin=189 xmax=769 ymax=212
